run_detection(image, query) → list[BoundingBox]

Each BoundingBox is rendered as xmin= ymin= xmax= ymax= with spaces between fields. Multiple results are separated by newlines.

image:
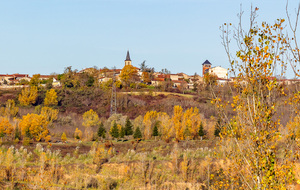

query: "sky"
xmin=0 ymin=0 xmax=300 ymax=78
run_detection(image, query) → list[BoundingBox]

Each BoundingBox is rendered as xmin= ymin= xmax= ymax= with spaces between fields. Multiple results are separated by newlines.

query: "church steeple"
xmin=125 ymin=50 xmax=132 ymax=66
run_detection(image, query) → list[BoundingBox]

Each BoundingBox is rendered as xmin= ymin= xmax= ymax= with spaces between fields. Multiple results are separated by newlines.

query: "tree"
xmin=82 ymin=109 xmax=99 ymax=128
xmin=109 ymin=121 xmax=119 ymax=139
xmin=40 ymin=106 xmax=59 ymax=124
xmin=133 ymin=126 xmax=142 ymax=139
xmin=119 ymin=126 xmax=125 ymax=138
xmin=198 ymin=122 xmax=205 ymax=140
xmin=74 ymin=128 xmax=82 ymax=140
xmin=124 ymin=117 xmax=133 ymax=136
xmin=203 ymin=73 xmax=218 ymax=89
xmin=97 ymin=122 xmax=106 ymax=139
xmin=143 ymin=111 xmax=158 ymax=139
xmin=172 ymin=105 xmax=184 ymax=140
xmin=18 ymin=86 xmax=38 ymax=106
xmin=29 ymin=74 xmax=41 ymax=87
xmin=19 ymin=113 xmax=49 ymax=141
xmin=119 ymin=65 xmax=139 ymax=87
xmin=59 ymin=66 xmax=79 ymax=88
xmin=0 ymin=99 xmax=19 ymax=118
xmin=0 ymin=117 xmax=13 ymax=141
xmin=44 ymin=89 xmax=58 ymax=106
xmin=212 ymin=7 xmax=296 ymax=189
xmin=61 ymin=132 xmax=67 ymax=142
xmin=152 ymin=122 xmax=159 ymax=138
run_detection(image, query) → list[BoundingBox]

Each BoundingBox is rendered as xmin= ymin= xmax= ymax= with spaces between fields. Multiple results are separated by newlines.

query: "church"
xmin=202 ymin=60 xmax=228 ymax=79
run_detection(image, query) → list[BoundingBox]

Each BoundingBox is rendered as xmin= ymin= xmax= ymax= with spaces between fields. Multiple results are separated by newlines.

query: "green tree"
xmin=124 ymin=117 xmax=133 ymax=136
xmin=133 ymin=126 xmax=142 ymax=139
xmin=110 ymin=121 xmax=119 ymax=139
xmin=97 ymin=122 xmax=106 ymax=139
xmin=198 ymin=122 xmax=205 ymax=140
xmin=120 ymin=126 xmax=125 ymax=138
xmin=152 ymin=121 xmax=159 ymax=137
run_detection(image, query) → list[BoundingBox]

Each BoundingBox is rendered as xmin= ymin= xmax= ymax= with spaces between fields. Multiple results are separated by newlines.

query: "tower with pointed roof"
xmin=125 ymin=50 xmax=132 ymax=66
xmin=202 ymin=60 xmax=212 ymax=76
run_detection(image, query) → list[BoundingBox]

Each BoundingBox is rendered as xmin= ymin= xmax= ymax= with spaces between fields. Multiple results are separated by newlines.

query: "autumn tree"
xmin=61 ymin=132 xmax=67 ymax=142
xmin=0 ymin=117 xmax=13 ymax=141
xmin=0 ymin=99 xmax=19 ymax=118
xmin=211 ymin=7 xmax=297 ymax=189
xmin=40 ymin=106 xmax=59 ymax=124
xmin=19 ymin=113 xmax=49 ymax=141
xmin=29 ymin=74 xmax=41 ymax=87
xmin=158 ymin=112 xmax=172 ymax=142
xmin=59 ymin=66 xmax=79 ymax=88
xmin=143 ymin=111 xmax=158 ymax=140
xmin=74 ymin=128 xmax=83 ymax=140
xmin=182 ymin=107 xmax=202 ymax=139
xmin=18 ymin=86 xmax=38 ymax=106
xmin=119 ymin=65 xmax=139 ymax=87
xmin=172 ymin=105 xmax=184 ymax=140
xmin=82 ymin=109 xmax=100 ymax=127
xmin=44 ymin=89 xmax=58 ymax=106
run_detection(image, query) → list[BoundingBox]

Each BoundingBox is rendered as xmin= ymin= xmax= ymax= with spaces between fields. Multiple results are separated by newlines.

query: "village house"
xmin=0 ymin=74 xmax=30 ymax=85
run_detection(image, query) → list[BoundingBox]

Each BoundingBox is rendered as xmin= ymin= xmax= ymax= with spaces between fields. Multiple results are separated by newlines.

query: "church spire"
xmin=125 ymin=50 xmax=132 ymax=66
xmin=125 ymin=50 xmax=131 ymax=61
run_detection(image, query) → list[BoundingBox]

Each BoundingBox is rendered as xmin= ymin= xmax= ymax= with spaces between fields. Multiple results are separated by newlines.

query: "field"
xmin=0 ymin=139 xmax=217 ymax=189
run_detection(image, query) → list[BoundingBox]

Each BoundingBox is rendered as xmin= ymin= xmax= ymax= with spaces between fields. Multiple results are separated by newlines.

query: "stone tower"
xmin=125 ymin=50 xmax=132 ymax=66
xmin=202 ymin=60 xmax=212 ymax=76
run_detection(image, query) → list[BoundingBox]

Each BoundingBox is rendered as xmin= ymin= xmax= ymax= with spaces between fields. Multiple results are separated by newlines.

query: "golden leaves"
xmin=18 ymin=86 xmax=38 ymax=106
xmin=82 ymin=109 xmax=99 ymax=128
xmin=44 ymin=89 xmax=58 ymax=106
xmin=19 ymin=113 xmax=49 ymax=141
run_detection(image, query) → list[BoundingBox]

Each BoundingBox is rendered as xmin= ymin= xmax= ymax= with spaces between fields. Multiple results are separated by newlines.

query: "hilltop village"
xmin=0 ymin=51 xmax=231 ymax=90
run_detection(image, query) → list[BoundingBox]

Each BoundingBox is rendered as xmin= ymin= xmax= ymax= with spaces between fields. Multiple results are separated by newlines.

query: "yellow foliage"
xmin=61 ymin=132 xmax=67 ymax=142
xmin=0 ymin=117 xmax=13 ymax=138
xmin=158 ymin=112 xmax=173 ymax=140
xmin=18 ymin=86 xmax=38 ymax=106
xmin=74 ymin=128 xmax=83 ymax=139
xmin=44 ymin=135 xmax=51 ymax=142
xmin=19 ymin=113 xmax=49 ymax=141
xmin=183 ymin=107 xmax=202 ymax=139
xmin=143 ymin=110 xmax=158 ymax=139
xmin=44 ymin=89 xmax=58 ymax=106
xmin=82 ymin=109 xmax=99 ymax=127
xmin=119 ymin=65 xmax=139 ymax=87
xmin=40 ymin=106 xmax=59 ymax=123
xmin=0 ymin=99 xmax=19 ymax=118
xmin=172 ymin=105 xmax=184 ymax=140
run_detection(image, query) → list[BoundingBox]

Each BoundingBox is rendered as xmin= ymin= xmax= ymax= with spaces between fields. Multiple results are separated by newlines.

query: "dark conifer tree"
xmin=125 ymin=117 xmax=133 ymax=136
xmin=133 ymin=126 xmax=142 ymax=139
xmin=97 ymin=122 xmax=106 ymax=139
xmin=110 ymin=121 xmax=119 ymax=139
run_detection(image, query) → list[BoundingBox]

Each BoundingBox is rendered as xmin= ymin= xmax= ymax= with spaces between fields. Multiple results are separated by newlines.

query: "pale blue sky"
xmin=0 ymin=0 xmax=299 ymax=78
